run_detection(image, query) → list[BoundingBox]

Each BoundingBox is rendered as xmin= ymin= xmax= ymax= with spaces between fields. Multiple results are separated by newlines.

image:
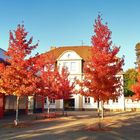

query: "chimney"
xmin=50 ymin=46 xmax=56 ymax=50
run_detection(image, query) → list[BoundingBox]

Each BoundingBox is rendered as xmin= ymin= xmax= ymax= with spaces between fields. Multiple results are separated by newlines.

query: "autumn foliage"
xmin=78 ymin=15 xmax=124 ymax=106
xmin=0 ymin=24 xmax=39 ymax=124
xmin=56 ymin=67 xmax=75 ymax=100
xmin=0 ymin=25 xmax=39 ymax=97
xmin=40 ymin=57 xmax=59 ymax=99
xmin=131 ymin=68 xmax=140 ymax=100
xmin=33 ymin=53 xmax=75 ymax=115
xmin=35 ymin=53 xmax=75 ymax=99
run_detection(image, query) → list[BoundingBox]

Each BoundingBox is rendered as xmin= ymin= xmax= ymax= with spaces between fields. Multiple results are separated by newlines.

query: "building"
xmin=1 ymin=45 xmax=140 ymax=119
xmin=0 ymin=48 xmax=8 ymax=118
xmin=41 ymin=46 xmax=125 ymax=111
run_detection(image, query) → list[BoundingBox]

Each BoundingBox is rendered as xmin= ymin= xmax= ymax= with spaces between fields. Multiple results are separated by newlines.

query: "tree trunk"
xmin=42 ymin=96 xmax=44 ymax=113
xmin=97 ymin=99 xmax=100 ymax=118
xmin=14 ymin=96 xmax=19 ymax=126
xmin=101 ymin=101 xmax=104 ymax=119
xmin=47 ymin=99 xmax=50 ymax=117
xmin=62 ymin=99 xmax=65 ymax=116
xmin=26 ymin=96 xmax=28 ymax=115
xmin=33 ymin=95 xmax=36 ymax=113
xmin=97 ymin=99 xmax=101 ymax=129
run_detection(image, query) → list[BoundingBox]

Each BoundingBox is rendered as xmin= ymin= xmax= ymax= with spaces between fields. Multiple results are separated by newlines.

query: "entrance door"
xmin=28 ymin=96 xmax=34 ymax=114
xmin=64 ymin=99 xmax=75 ymax=110
xmin=0 ymin=94 xmax=4 ymax=118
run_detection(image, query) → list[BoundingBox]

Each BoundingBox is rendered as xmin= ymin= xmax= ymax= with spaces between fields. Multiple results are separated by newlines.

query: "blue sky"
xmin=0 ymin=0 xmax=140 ymax=70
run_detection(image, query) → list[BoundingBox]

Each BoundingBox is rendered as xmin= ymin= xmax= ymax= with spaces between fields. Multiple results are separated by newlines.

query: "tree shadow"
xmin=0 ymin=111 xmax=140 ymax=140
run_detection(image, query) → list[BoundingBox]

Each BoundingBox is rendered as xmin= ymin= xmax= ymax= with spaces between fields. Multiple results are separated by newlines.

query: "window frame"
xmin=84 ymin=97 xmax=90 ymax=104
xmin=71 ymin=62 xmax=76 ymax=72
xmin=50 ymin=99 xmax=55 ymax=104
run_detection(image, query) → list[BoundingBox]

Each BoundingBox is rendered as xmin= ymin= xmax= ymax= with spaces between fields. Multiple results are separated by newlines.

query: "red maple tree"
xmin=38 ymin=54 xmax=75 ymax=116
xmin=131 ymin=68 xmax=140 ymax=100
xmin=0 ymin=24 xmax=39 ymax=125
xmin=40 ymin=57 xmax=58 ymax=115
xmin=56 ymin=67 xmax=75 ymax=115
xmin=78 ymin=15 xmax=124 ymax=118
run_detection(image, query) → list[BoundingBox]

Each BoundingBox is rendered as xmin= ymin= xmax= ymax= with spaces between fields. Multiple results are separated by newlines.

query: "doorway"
xmin=64 ymin=99 xmax=75 ymax=110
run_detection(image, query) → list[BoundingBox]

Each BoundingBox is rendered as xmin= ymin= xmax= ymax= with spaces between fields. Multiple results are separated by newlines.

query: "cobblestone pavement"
xmin=0 ymin=111 xmax=140 ymax=140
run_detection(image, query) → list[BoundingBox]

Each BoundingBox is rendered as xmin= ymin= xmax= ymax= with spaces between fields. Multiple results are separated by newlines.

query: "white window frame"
xmin=50 ymin=99 xmax=55 ymax=104
xmin=71 ymin=62 xmax=76 ymax=71
xmin=84 ymin=97 xmax=90 ymax=104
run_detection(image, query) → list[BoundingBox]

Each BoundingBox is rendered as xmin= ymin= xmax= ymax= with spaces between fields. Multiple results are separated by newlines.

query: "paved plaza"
xmin=0 ymin=111 xmax=140 ymax=140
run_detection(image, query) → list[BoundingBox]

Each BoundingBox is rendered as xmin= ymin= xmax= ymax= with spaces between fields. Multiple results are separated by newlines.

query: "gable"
xmin=57 ymin=51 xmax=82 ymax=60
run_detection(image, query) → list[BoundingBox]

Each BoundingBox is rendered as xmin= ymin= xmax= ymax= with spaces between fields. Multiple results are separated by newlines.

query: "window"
xmin=67 ymin=53 xmax=71 ymax=58
xmin=63 ymin=62 xmax=69 ymax=68
xmin=44 ymin=64 xmax=55 ymax=72
xmin=85 ymin=97 xmax=90 ymax=104
xmin=104 ymin=100 xmax=109 ymax=104
xmin=113 ymin=98 xmax=118 ymax=103
xmin=63 ymin=62 xmax=76 ymax=72
xmin=44 ymin=98 xmax=47 ymax=104
xmin=71 ymin=62 xmax=76 ymax=71
xmin=50 ymin=99 xmax=55 ymax=104
xmin=44 ymin=66 xmax=47 ymax=72
xmin=63 ymin=62 xmax=70 ymax=71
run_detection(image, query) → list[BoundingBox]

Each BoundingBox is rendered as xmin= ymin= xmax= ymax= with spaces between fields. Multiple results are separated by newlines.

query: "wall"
xmin=44 ymin=97 xmax=56 ymax=109
xmin=4 ymin=95 xmax=27 ymax=115
xmin=83 ymin=97 xmax=95 ymax=109
xmin=5 ymin=95 xmax=27 ymax=110
xmin=125 ymin=98 xmax=140 ymax=110
xmin=57 ymin=50 xmax=83 ymax=81
xmin=55 ymin=50 xmax=83 ymax=109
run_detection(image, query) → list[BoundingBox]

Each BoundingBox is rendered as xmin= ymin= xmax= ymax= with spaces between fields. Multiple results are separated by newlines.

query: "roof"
xmin=0 ymin=48 xmax=8 ymax=63
xmin=42 ymin=46 xmax=92 ymax=61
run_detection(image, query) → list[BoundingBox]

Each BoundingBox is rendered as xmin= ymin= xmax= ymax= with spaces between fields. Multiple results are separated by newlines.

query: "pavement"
xmin=0 ymin=111 xmax=140 ymax=140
